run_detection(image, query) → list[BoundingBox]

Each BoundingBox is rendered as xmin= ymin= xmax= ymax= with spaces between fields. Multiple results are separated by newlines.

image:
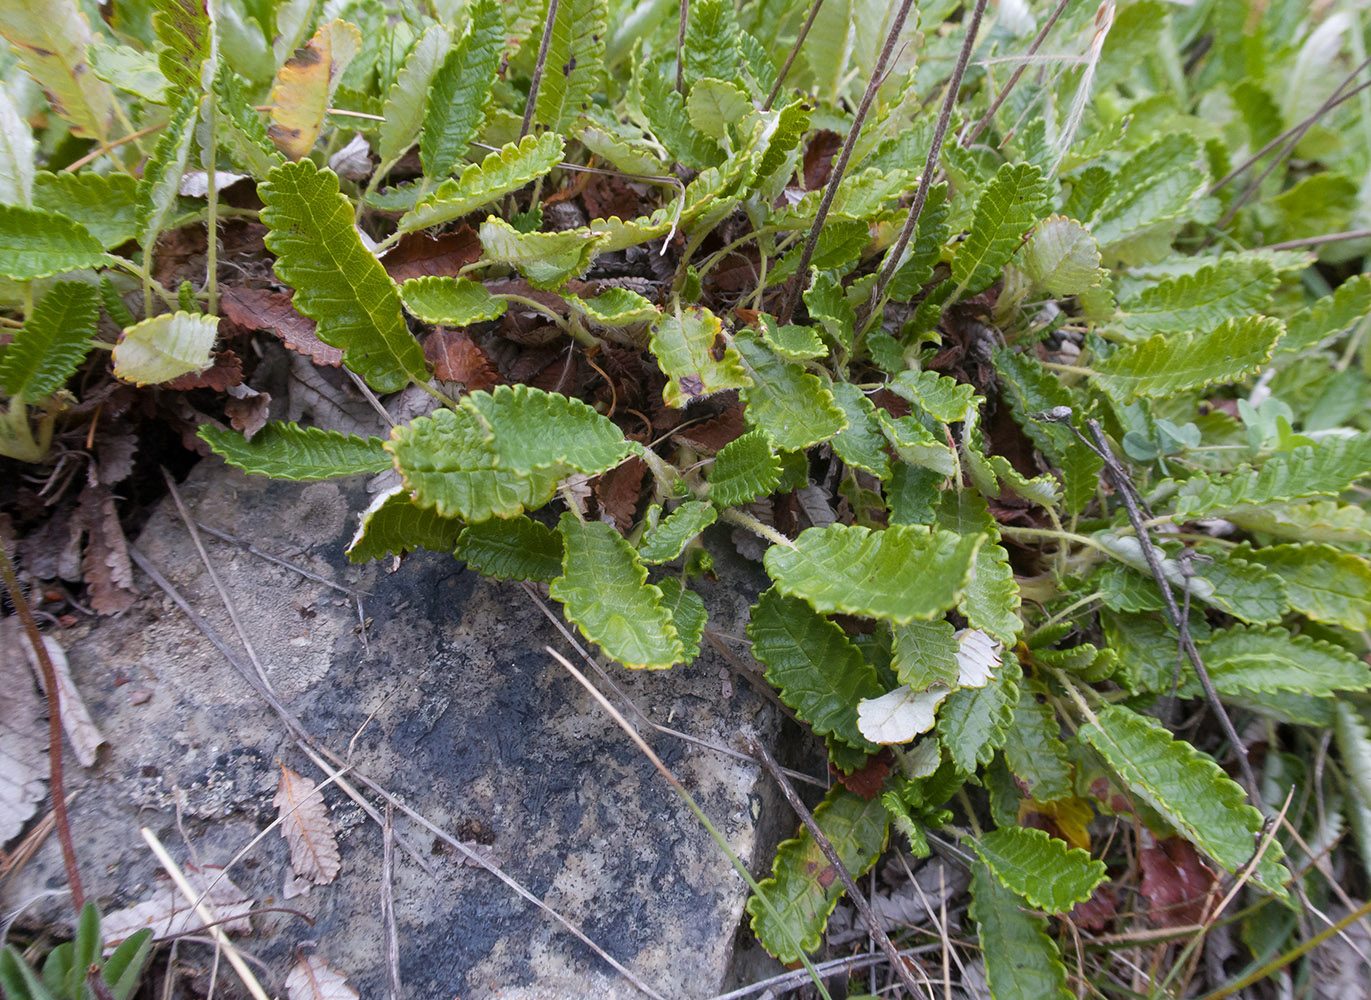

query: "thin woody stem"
xmin=961 ymin=0 xmax=1070 ymax=148
xmin=519 ymin=0 xmax=562 ymax=140
xmin=764 ymin=0 xmax=825 ymax=110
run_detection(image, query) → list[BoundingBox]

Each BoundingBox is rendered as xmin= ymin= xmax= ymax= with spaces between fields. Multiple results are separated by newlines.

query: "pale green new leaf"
xmin=708 ymin=428 xmax=781 ymax=506
xmin=1226 ymin=501 xmax=1371 ymax=544
xmin=1334 ymin=703 xmax=1371 ymax=839
xmin=1020 ymin=216 xmax=1103 ymax=296
xmin=550 ymin=512 xmax=683 ymax=669
xmin=755 ymin=98 xmax=811 ymax=183
xmin=400 ymin=133 xmax=565 ymax=233
xmin=0 ymin=0 xmax=114 ymax=141
xmin=650 ymin=307 xmax=751 ymax=408
xmin=1114 ymin=259 xmax=1278 ymax=339
xmin=748 ymin=588 xmax=883 ymax=753
xmin=0 ymin=282 xmax=98 ymax=401
xmin=1233 ymin=543 xmax=1371 ymax=630
xmin=951 ymin=162 xmax=1050 ymax=296
xmin=829 ymin=383 xmax=891 ymax=480
xmin=1003 ymin=683 xmax=1074 ymax=802
xmin=455 ymin=516 xmax=564 ymax=582
xmin=399 ymin=276 xmax=507 ymax=325
xmin=573 ymin=287 xmax=658 ymax=327
xmin=0 ymin=87 xmax=35 ymax=207
xmin=974 ymin=827 xmax=1107 ymax=913
xmin=1080 ymin=704 xmax=1289 ymax=897
xmin=764 ymin=523 xmax=983 ymax=624
xmin=1280 ymin=274 xmax=1371 ymax=355
xmin=734 ymin=332 xmax=846 ymax=451
xmin=579 ymin=120 xmax=667 ymax=175
xmin=940 ymin=656 xmax=1021 ymax=773
xmin=892 ymin=369 xmax=979 ymax=424
xmin=1170 ymin=435 xmax=1371 ymax=520
xmin=346 ymin=485 xmax=465 ymax=562
xmin=1180 ymin=625 xmax=1371 ymax=698
xmin=658 ymin=577 xmax=706 ymax=663
xmin=478 ymin=215 xmax=605 ymax=288
xmin=638 ymin=501 xmax=717 ymax=563
xmin=891 ymin=619 xmax=959 ymax=690
xmin=113 ymin=311 xmax=217 ymax=386
xmin=969 ymin=863 xmax=1072 ymax=1000
xmin=1093 ymin=316 xmax=1284 ymax=401
xmin=378 ymin=23 xmax=453 ymax=165
xmin=32 ymin=171 xmax=139 ymax=250
xmin=420 ymin=0 xmax=502 ymax=179
xmin=0 ymin=205 xmax=109 ymax=279
xmin=533 ymin=0 xmax=606 ymax=133
xmin=876 ymin=410 xmax=955 ymax=476
xmin=260 ymin=159 xmax=428 ymax=392
xmin=747 ymin=788 xmax=890 ymax=964
xmin=199 ymin=422 xmax=391 ymax=479
xmin=687 ymin=78 xmax=751 ymax=148
xmin=137 ymin=94 xmax=198 ymax=251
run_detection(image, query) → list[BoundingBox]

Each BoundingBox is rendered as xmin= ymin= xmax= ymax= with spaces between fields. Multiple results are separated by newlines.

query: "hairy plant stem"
xmin=675 ymin=0 xmax=688 ymax=94
xmin=960 ymin=0 xmax=1070 ymax=148
xmin=519 ymin=0 xmax=561 ymax=140
xmin=0 ymin=541 xmax=85 ymax=911
xmin=763 ymin=0 xmax=825 ymax=110
xmin=778 ymin=0 xmax=918 ymax=324
xmin=203 ymin=95 xmax=219 ymax=316
xmin=863 ymin=0 xmax=989 ymax=337
xmin=718 ymin=507 xmax=795 ymax=549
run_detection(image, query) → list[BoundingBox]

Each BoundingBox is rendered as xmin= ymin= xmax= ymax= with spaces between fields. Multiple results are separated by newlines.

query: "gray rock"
xmin=3 ymin=461 xmax=801 ymax=998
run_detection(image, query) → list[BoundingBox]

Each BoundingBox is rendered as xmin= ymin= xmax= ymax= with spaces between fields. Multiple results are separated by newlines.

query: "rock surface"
xmin=3 ymin=460 xmax=799 ymax=998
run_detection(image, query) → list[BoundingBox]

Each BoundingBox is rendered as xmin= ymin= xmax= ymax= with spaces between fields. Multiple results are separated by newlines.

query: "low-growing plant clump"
xmin=3 ymin=0 xmax=1371 ymax=995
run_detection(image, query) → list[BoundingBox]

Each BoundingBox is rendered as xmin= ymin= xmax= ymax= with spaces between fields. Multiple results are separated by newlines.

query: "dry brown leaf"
xmin=77 ymin=481 xmax=135 ymax=615
xmin=273 ymin=765 xmax=341 ymax=886
xmin=268 ymin=20 xmax=361 ymax=160
xmin=101 ymin=864 xmax=253 ymax=949
xmin=225 ymin=384 xmax=271 ymax=439
xmin=593 ymin=457 xmax=645 ymax=531
xmin=423 ymin=329 xmax=501 ymax=391
xmin=23 ymin=628 xmax=103 ymax=767
xmin=163 ymin=350 xmax=245 ymax=391
xmin=285 ymin=953 xmax=359 ymax=1000
xmin=1139 ymin=832 xmax=1217 ymax=928
xmin=671 ymin=404 xmax=745 ymax=454
xmin=94 ymin=431 xmax=138 ymax=486
xmin=381 ymin=226 xmax=482 ymax=283
xmin=220 ymin=286 xmax=344 ymax=368
xmin=0 ymin=618 xmax=47 ymax=845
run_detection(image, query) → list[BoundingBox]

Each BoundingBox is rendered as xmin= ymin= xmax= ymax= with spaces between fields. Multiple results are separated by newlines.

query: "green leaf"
xmin=764 ymin=523 xmax=983 ymax=625
xmin=634 ymin=59 xmax=722 ymax=170
xmin=1092 ymin=316 xmax=1284 ymax=401
xmin=1226 ymin=500 xmax=1371 ymax=545
xmin=755 ymin=317 xmax=826 ymax=361
xmin=969 ymin=862 xmax=1073 ymax=1000
xmin=420 ymin=0 xmax=502 ymax=179
xmin=708 ymin=428 xmax=781 ymax=506
xmin=32 ymin=171 xmax=139 ymax=250
xmin=104 ymin=928 xmax=153 ymax=1000
xmin=940 ymin=655 xmax=1021 ymax=773
xmin=748 ymin=588 xmax=884 ymax=751
xmin=1180 ymin=624 xmax=1371 ymax=699
xmin=951 ymin=162 xmax=1050 ymax=296
xmin=747 ymin=787 xmax=890 ymax=964
xmin=1264 ymin=172 xmax=1356 ymax=245
xmin=533 ymin=0 xmax=606 ymax=133
xmin=378 ymin=22 xmax=453 ymax=165
xmin=1280 ymin=274 xmax=1371 ymax=355
xmin=1170 ymin=434 xmax=1371 ymax=520
xmin=151 ymin=0 xmax=212 ymax=91
xmin=137 ymin=93 xmax=199 ymax=253
xmin=0 ymin=87 xmax=35 ymax=208
xmin=734 ymin=332 xmax=846 ymax=451
xmin=886 ymin=463 xmax=942 ymax=525
xmin=1334 ymin=703 xmax=1371 ymax=844
xmin=1080 ymin=703 xmax=1289 ymax=897
xmin=1019 ymin=215 xmax=1103 ymax=296
xmin=477 ymin=215 xmax=606 ymax=288
xmin=1091 ymin=133 xmax=1207 ymax=253
xmin=891 ymin=369 xmax=979 ymax=424
xmin=650 ymin=306 xmax=751 ymax=408
xmin=891 ymin=619 xmax=959 ymax=690
xmin=933 ymin=491 xmax=1022 ymax=644
xmin=768 ymin=217 xmax=869 ymax=285
xmin=1232 ymin=543 xmax=1371 ymax=631
xmin=550 ymin=512 xmax=683 ymax=669
xmin=455 ymin=516 xmax=564 ymax=582
xmin=346 ymin=486 xmax=465 ymax=562
xmin=579 ymin=119 xmax=666 ymax=176
xmin=1003 ymin=682 xmax=1074 ymax=802
xmin=572 ymin=287 xmax=658 ymax=327
xmin=260 ymin=158 xmax=428 ymax=393
xmin=803 ymin=272 xmax=855 ymax=353
xmin=398 ymin=276 xmax=507 ymax=325
xmin=887 ymin=184 xmax=950 ymax=300
xmin=1 ymin=943 xmax=49 ymax=1000
xmin=682 ymin=0 xmax=740 ymax=90
xmin=199 ymin=422 xmax=391 ymax=479
xmin=658 ymin=577 xmax=706 ymax=663
xmin=755 ymin=98 xmax=810 ymax=183
xmin=638 ymin=501 xmax=717 ymax=563
xmin=112 ymin=311 xmax=217 ymax=386
xmin=0 ymin=282 xmax=98 ymax=400
xmin=687 ymin=78 xmax=752 ymax=148
xmin=0 ymin=204 xmax=108 ymax=280
xmin=974 ymin=826 xmax=1107 ymax=913
xmin=400 ymin=133 xmax=565 ymax=233
xmin=462 ymin=383 xmax=639 ymax=474
xmin=0 ymin=0 xmax=115 ymax=141
xmin=1114 ymin=258 xmax=1278 ymax=340
xmin=829 ymin=383 xmax=890 ymax=480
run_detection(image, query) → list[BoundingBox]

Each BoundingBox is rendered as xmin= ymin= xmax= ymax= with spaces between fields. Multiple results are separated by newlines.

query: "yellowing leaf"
xmin=285 ymin=954 xmax=359 ymax=1000
xmin=112 ymin=312 xmax=218 ymax=386
xmin=273 ymin=765 xmax=342 ymax=886
xmin=0 ymin=0 xmax=114 ymax=141
xmin=268 ymin=20 xmax=362 ymax=160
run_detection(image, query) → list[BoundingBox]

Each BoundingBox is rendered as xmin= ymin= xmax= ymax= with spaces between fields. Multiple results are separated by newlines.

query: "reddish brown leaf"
xmin=834 ymin=749 xmax=893 ymax=800
xmin=671 ymin=404 xmax=745 ymax=454
xmin=1139 ymin=834 xmax=1217 ymax=928
xmin=93 ymin=431 xmax=138 ymax=486
xmin=580 ymin=172 xmax=646 ymax=223
xmin=220 ymin=286 xmax=344 ymax=367
xmin=382 ymin=226 xmax=482 ymax=283
xmin=423 ymin=329 xmax=501 ymax=391
xmin=164 ymin=350 xmax=244 ymax=391
xmin=225 ymin=386 xmax=271 ymax=438
xmin=593 ymin=457 xmax=646 ymax=531
xmin=1070 ymin=882 xmax=1118 ymax=932
xmin=505 ymin=345 xmax=564 ymax=384
xmin=803 ymin=130 xmax=842 ymax=190
xmin=152 ymin=226 xmax=206 ymax=290
xmin=77 ymin=482 xmax=135 ymax=615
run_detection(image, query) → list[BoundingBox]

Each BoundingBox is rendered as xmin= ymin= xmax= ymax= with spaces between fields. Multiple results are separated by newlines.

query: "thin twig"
xmin=779 ymin=0 xmax=919 ymax=323
xmin=63 ymin=120 xmax=169 ymax=172
xmin=705 ymin=943 xmax=945 ymax=1000
xmin=865 ymin=0 xmax=990 ymax=332
xmin=764 ymin=0 xmax=825 ymax=110
xmin=961 ymin=0 xmax=1071 ymax=148
xmin=1255 ymin=227 xmax=1371 ymax=251
xmin=381 ymin=804 xmax=403 ymax=1000
xmin=193 ymin=522 xmax=367 ymax=597
xmin=746 ymin=738 xmax=930 ymax=1000
xmin=0 ymin=542 xmax=84 ymax=911
xmin=519 ymin=0 xmax=561 ymax=140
